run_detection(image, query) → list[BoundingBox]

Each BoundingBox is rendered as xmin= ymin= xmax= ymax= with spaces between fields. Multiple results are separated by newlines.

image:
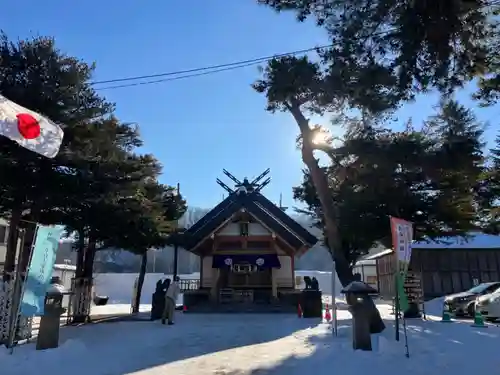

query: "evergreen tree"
xmin=0 ymin=32 xmax=188 ymax=324
xmin=482 ymin=132 xmax=500 ymax=232
xmin=426 ymin=100 xmax=486 ymax=234
xmin=254 ymin=55 xmax=387 ymax=333
xmin=0 ymin=33 xmax=113 ymax=275
xmin=258 ymin=0 xmax=498 ymax=101
xmin=253 ymin=56 xmax=354 ymax=284
xmin=109 ymin=181 xmax=187 ymax=312
xmin=294 ymin=108 xmax=485 ymax=265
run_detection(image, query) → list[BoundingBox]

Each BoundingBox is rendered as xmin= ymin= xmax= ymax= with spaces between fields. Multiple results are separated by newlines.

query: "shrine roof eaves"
xmin=182 ymin=191 xmax=318 ymax=252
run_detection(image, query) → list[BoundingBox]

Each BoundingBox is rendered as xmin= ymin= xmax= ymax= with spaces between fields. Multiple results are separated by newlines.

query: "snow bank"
xmin=94 ymin=270 xmax=342 ymax=307
xmin=295 ymin=270 xmax=342 ymax=297
xmin=423 ymin=297 xmax=445 ymax=318
xmin=93 ymin=272 xmax=199 ymax=305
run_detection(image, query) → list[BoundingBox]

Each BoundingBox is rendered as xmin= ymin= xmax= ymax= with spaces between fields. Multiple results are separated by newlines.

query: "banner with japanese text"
xmin=390 ymin=217 xmax=414 ymax=312
xmin=20 ymin=225 xmax=65 ymax=317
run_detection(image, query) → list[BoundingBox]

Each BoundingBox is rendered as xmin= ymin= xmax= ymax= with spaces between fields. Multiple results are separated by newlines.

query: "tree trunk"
xmin=75 ymin=229 xmax=85 ymax=278
xmin=133 ymin=252 xmax=148 ymax=314
xmin=83 ymin=233 xmax=96 ymax=278
xmin=3 ymin=208 xmax=21 ymax=278
xmin=72 ymin=231 xmax=96 ymax=324
xmin=289 ymin=103 xmax=385 ymax=334
xmin=289 ymin=104 xmax=353 ymax=285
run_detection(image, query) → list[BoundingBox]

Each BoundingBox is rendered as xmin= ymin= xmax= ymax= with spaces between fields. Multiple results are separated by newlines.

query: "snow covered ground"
xmin=3 ymin=299 xmax=500 ymax=375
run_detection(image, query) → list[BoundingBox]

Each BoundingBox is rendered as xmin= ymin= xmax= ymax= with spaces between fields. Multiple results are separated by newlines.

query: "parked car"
xmin=475 ymin=288 xmax=500 ymax=321
xmin=444 ymin=282 xmax=500 ymax=317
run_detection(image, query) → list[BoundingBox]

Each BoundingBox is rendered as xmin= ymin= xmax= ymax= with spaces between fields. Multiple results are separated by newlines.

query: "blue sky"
xmin=1 ymin=1 xmax=498 ymax=210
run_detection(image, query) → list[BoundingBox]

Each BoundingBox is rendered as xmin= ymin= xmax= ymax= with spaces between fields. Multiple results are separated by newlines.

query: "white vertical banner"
xmin=390 ymin=217 xmax=413 ymax=275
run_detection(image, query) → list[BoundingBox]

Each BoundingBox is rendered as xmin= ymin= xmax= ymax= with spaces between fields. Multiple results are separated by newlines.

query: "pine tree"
xmin=258 ymin=0 xmax=497 ymax=101
xmin=0 ymin=33 xmax=113 ymax=275
xmin=294 ymin=106 xmax=486 ymax=259
xmin=483 ymin=132 xmax=500 ymax=232
xmin=426 ymin=100 xmax=486 ymax=234
xmin=254 ymin=55 xmax=387 ymax=333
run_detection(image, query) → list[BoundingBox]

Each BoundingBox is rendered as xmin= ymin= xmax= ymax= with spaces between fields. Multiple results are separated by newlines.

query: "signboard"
xmin=390 ymin=217 xmax=414 ymax=312
xmin=20 ymin=225 xmax=65 ymax=317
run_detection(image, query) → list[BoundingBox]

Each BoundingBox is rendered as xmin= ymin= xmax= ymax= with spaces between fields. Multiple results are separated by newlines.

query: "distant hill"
xmin=56 ymin=206 xmax=333 ymax=273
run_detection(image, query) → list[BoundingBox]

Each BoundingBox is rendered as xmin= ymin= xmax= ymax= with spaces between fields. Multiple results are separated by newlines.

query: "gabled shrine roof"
xmin=182 ymin=169 xmax=319 ymax=253
xmin=182 ymin=190 xmax=318 ymax=253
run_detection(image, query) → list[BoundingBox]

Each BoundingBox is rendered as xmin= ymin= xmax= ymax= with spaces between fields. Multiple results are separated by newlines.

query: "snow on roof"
xmin=364 ymin=249 xmax=394 ymax=260
xmin=53 ymin=263 xmax=77 ymax=271
xmin=354 ymin=258 xmax=376 ymax=266
xmin=412 ymin=232 xmax=500 ymax=249
xmin=364 ymin=232 xmax=500 ymax=260
xmin=177 ymin=206 xmax=321 ymax=236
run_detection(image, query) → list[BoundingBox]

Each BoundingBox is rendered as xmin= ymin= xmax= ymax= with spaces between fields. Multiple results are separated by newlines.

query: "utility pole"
xmin=173 ymin=182 xmax=180 ymax=280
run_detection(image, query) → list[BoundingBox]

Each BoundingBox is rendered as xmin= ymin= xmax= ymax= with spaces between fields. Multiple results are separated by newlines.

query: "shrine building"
xmin=181 ymin=169 xmax=318 ymax=312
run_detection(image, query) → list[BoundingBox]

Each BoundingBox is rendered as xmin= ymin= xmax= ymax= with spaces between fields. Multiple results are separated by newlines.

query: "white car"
xmin=475 ymin=289 xmax=500 ymax=321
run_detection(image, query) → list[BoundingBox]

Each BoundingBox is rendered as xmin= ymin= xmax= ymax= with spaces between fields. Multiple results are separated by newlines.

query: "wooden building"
xmin=181 ymin=169 xmax=318 ymax=312
xmin=374 ymin=233 xmax=500 ymax=300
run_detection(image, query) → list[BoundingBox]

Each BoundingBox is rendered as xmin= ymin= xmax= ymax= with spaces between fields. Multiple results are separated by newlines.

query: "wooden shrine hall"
xmin=181 ymin=169 xmax=318 ymax=312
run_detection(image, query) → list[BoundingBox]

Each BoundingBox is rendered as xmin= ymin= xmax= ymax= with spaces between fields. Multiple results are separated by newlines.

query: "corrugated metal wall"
xmin=376 ymin=248 xmax=500 ymax=299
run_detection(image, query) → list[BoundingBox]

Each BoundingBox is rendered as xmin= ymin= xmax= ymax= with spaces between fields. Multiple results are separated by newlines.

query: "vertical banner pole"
xmin=394 ymin=274 xmax=400 ymax=341
xmin=390 ymin=216 xmax=413 ymax=357
xmin=402 ymin=309 xmax=410 ymax=358
xmin=331 ymin=260 xmax=338 ymax=336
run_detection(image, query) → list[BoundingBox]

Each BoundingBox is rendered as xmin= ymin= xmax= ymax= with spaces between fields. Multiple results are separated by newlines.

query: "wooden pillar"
xmin=210 ymin=268 xmax=219 ymax=301
xmin=271 ymin=267 xmax=278 ymax=300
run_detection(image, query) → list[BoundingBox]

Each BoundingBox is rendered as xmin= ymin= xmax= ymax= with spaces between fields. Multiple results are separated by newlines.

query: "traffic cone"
xmin=183 ymin=305 xmax=187 ymax=313
xmin=471 ymin=310 xmax=487 ymax=328
xmin=441 ymin=302 xmax=453 ymax=323
xmin=324 ymin=304 xmax=332 ymax=322
xmin=297 ymin=304 xmax=303 ymax=318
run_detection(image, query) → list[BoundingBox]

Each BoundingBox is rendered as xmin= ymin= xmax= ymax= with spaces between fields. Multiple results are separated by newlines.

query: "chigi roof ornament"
xmin=236 ymin=186 xmax=248 ymax=195
xmin=216 ymin=168 xmax=271 ymax=194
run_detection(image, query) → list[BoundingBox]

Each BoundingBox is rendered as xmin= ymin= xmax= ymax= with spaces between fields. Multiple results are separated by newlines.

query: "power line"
xmin=95 ymin=62 xmax=262 ymax=91
xmin=92 ymin=1 xmax=500 ymax=91
xmin=91 ymin=44 xmax=331 ymax=86
xmin=92 ymin=43 xmax=332 ymax=90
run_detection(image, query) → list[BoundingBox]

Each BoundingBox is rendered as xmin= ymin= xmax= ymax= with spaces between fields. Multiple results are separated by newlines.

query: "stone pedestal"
xmin=342 ymin=281 xmax=384 ymax=351
xmin=37 ymin=307 xmax=64 ymax=350
xmin=37 ymin=288 xmax=66 ymax=350
xmin=349 ymin=299 xmax=372 ymax=351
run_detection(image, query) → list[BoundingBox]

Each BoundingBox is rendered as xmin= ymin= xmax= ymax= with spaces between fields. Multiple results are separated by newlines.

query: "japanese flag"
xmin=0 ymin=94 xmax=64 ymax=158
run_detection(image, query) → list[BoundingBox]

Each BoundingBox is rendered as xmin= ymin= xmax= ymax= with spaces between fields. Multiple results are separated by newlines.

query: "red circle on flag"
xmin=16 ymin=113 xmax=41 ymax=139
